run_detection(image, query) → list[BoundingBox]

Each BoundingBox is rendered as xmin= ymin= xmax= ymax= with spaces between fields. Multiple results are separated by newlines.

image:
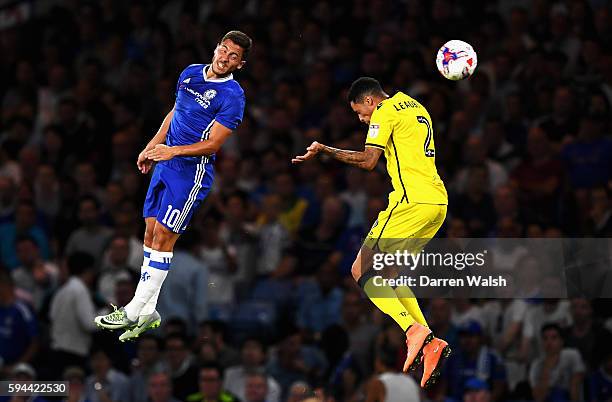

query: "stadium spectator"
xmin=196 ymin=321 xmax=241 ymax=369
xmin=511 ymin=126 xmax=564 ymax=225
xmin=364 ymin=343 xmax=420 ymax=402
xmin=523 ymin=299 xmax=572 ymax=356
xmin=129 ymin=335 xmax=167 ymax=402
xmin=267 ymin=330 xmax=327 ymax=399
xmin=156 ymin=231 xmax=209 ymax=335
xmin=454 ymin=136 xmax=508 ymax=195
xmin=65 ymin=196 xmax=112 ymax=262
xmin=186 ymin=363 xmax=239 ymax=402
xmin=564 ymin=298 xmax=612 ymax=370
xmin=482 ymin=299 xmax=529 ymax=393
xmin=587 ymin=186 xmax=612 ymax=237
xmin=12 ymin=235 xmax=59 ymax=311
xmin=223 ymin=338 xmax=281 ymax=402
xmin=254 ymin=194 xmax=290 ymax=277
xmin=588 ymin=349 xmax=612 ymax=402
xmin=296 ymin=262 xmax=344 ymax=335
xmin=164 ymin=333 xmax=199 ymax=402
xmin=0 ymin=363 xmax=50 ymax=402
xmin=0 ymin=201 xmax=50 ymax=270
xmin=529 ymin=323 xmax=585 ymax=402
xmin=49 ymin=252 xmax=97 ymax=376
xmin=450 ymin=164 xmax=496 ymax=236
xmin=98 ymin=235 xmax=136 ymax=304
xmin=0 ymin=270 xmax=38 ymax=374
xmin=147 ymin=371 xmax=182 ymax=402
xmin=84 ymin=348 xmax=130 ymax=402
xmin=443 ymin=320 xmax=507 ymax=401
xmin=61 ymin=366 xmax=87 ymax=402
xmin=198 ymin=215 xmax=238 ymax=308
xmin=244 ymin=371 xmax=270 ymax=402
xmin=428 ymin=298 xmax=460 ymax=351
xmin=340 ymin=289 xmax=379 ymax=378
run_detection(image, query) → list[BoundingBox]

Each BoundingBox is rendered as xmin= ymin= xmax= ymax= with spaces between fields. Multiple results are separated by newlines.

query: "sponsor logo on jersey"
xmin=368 ymin=124 xmax=380 ymax=138
xmin=183 ymin=87 xmax=217 ymax=109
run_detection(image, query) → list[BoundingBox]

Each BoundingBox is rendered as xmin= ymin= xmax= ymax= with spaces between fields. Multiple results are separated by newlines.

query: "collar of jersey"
xmin=203 ymin=65 xmax=233 ymax=82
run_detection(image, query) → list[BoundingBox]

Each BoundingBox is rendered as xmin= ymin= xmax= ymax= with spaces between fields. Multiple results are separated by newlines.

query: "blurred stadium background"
xmin=0 ymin=0 xmax=611 ymax=401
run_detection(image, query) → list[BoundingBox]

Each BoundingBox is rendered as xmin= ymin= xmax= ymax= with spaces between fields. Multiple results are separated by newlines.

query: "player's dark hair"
xmin=67 ymin=252 xmax=95 ymax=277
xmin=221 ymin=30 xmax=253 ymax=60
xmin=347 ymin=77 xmax=385 ymax=103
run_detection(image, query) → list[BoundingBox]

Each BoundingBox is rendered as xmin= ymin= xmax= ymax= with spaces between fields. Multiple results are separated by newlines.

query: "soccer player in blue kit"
xmin=95 ymin=31 xmax=252 ymax=341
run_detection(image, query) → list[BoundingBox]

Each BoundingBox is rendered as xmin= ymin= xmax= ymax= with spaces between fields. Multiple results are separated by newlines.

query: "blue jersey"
xmin=143 ymin=64 xmax=245 ymax=234
xmin=169 ymin=63 xmax=245 ymax=163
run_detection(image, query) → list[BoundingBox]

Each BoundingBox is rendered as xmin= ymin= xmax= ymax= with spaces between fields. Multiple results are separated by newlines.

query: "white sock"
xmin=124 ymin=248 xmax=172 ymax=321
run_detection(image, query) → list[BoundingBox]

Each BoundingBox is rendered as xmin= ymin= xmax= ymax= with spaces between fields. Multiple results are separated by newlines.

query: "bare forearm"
xmin=146 ymin=108 xmax=174 ymax=149
xmin=172 ymin=141 xmax=217 ymax=157
xmin=321 ymin=145 xmax=373 ymax=170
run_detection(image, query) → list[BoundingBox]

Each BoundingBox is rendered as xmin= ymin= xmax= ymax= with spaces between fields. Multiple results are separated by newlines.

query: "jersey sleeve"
xmin=365 ymin=106 xmax=393 ymax=150
xmin=216 ymin=89 xmax=245 ymax=131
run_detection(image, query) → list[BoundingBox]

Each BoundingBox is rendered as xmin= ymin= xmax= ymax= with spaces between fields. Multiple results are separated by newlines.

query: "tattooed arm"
xmin=292 ymin=141 xmax=383 ymax=170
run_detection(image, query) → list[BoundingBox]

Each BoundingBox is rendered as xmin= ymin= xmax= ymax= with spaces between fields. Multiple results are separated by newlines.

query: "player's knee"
xmin=144 ymin=227 xmax=154 ymax=246
xmin=151 ymin=224 xmax=174 ymax=249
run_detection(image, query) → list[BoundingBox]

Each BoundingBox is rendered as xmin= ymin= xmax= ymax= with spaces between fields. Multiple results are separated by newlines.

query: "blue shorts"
xmin=143 ymin=158 xmax=214 ymax=234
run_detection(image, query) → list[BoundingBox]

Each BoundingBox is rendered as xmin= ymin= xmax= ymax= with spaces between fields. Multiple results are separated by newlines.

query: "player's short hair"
xmin=347 ymin=77 xmax=385 ymax=103
xmin=221 ymin=30 xmax=253 ymax=60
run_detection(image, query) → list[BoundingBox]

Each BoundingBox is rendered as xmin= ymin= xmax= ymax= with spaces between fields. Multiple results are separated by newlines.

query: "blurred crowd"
xmin=1 ymin=0 xmax=612 ymax=401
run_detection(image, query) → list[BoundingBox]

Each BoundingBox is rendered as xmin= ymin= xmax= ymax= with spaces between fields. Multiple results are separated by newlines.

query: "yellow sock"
xmin=359 ymin=273 xmax=415 ymax=331
xmin=394 ymin=285 xmax=428 ymax=327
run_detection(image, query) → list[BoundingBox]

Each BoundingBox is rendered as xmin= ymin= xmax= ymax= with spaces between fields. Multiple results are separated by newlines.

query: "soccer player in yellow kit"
xmin=293 ymin=77 xmax=450 ymax=388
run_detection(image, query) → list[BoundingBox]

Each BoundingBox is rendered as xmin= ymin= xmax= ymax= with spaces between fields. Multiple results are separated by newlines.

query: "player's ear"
xmin=237 ymin=60 xmax=246 ymax=70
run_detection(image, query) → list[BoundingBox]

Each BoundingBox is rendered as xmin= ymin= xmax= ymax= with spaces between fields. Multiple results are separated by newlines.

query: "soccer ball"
xmin=436 ymin=40 xmax=477 ymax=80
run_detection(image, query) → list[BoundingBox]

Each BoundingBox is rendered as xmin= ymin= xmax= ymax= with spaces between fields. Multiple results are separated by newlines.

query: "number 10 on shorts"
xmin=162 ymin=205 xmax=181 ymax=228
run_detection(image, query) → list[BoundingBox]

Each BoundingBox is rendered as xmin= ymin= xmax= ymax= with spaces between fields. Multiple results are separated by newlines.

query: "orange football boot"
xmin=402 ymin=323 xmax=433 ymax=372
xmin=420 ymin=337 xmax=452 ymax=388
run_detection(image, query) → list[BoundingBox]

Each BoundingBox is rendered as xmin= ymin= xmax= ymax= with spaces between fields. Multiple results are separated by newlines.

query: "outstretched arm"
xmin=292 ymin=141 xmax=383 ymax=170
xmin=137 ymin=106 xmax=175 ymax=173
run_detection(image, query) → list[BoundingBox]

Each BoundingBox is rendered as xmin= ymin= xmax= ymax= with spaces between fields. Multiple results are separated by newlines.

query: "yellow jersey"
xmin=365 ymin=91 xmax=447 ymax=205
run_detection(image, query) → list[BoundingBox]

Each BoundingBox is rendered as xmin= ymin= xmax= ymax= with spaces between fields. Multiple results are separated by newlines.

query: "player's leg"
xmin=402 ymin=204 xmax=451 ymax=387
xmin=120 ymin=161 xmax=213 ymax=341
xmin=119 ymin=221 xmax=179 ymax=341
xmin=123 ymin=221 xmax=179 ymax=321
xmin=392 ymin=204 xmax=448 ymax=327
xmin=351 ymin=247 xmax=416 ymax=331
xmin=95 ymin=166 xmax=165 ymax=330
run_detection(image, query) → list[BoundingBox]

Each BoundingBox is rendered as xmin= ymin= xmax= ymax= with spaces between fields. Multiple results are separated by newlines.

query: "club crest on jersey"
xmin=368 ymin=124 xmax=380 ymax=138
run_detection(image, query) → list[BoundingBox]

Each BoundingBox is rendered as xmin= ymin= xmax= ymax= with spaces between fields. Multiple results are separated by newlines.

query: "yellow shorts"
xmin=364 ymin=201 xmax=447 ymax=253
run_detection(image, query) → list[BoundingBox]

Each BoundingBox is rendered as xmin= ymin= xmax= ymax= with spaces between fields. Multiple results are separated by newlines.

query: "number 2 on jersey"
xmin=416 ymin=116 xmax=435 ymax=157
